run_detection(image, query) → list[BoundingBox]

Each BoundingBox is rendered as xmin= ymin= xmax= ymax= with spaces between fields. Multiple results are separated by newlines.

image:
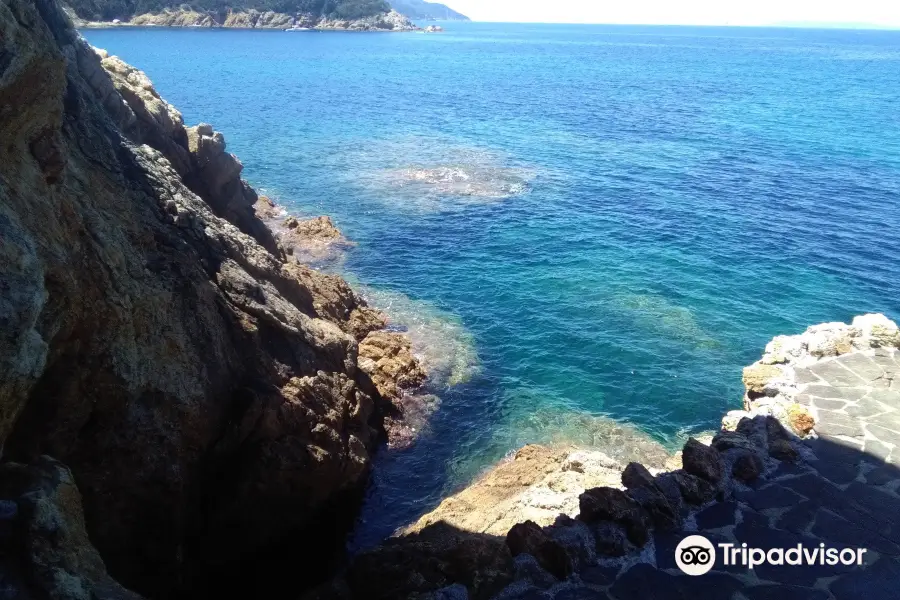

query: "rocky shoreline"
xmin=312 ymin=315 xmax=900 ymax=599
xmin=66 ymin=6 xmax=419 ymax=31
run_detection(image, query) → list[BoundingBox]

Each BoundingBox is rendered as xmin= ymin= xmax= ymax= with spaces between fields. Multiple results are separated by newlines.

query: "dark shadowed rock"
xmin=652 ymin=473 xmax=686 ymax=516
xmin=348 ymin=524 xmax=512 ymax=600
xmin=590 ymin=521 xmax=631 ymax=557
xmin=545 ymin=516 xmax=596 ymax=571
xmin=682 ymin=438 xmax=724 ymax=483
xmin=511 ymin=554 xmax=557 ymax=589
xmin=579 ymin=487 xmax=649 ymax=546
xmin=764 ymin=416 xmax=792 ymax=443
xmin=621 ymin=462 xmax=657 ymax=490
xmin=506 ymin=520 xmax=573 ymax=580
xmin=627 ymin=484 xmax=679 ymax=530
xmin=768 ymin=439 xmax=800 ymax=462
xmin=0 ymin=457 xmax=141 ymax=600
xmin=737 ymin=416 xmax=770 ymax=451
xmin=670 ymin=470 xmax=718 ymax=505
xmin=732 ymin=452 xmax=763 ymax=482
xmin=712 ymin=430 xmax=758 ymax=454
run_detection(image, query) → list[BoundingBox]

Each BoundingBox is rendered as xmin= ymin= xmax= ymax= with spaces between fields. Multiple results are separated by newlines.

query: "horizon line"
xmin=440 ymin=19 xmax=900 ymax=31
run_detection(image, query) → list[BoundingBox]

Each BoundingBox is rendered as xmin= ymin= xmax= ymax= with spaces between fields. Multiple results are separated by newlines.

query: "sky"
xmin=443 ymin=0 xmax=900 ymax=28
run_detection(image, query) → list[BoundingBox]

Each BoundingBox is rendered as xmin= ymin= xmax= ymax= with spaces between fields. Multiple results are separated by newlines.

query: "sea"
xmin=82 ymin=21 xmax=900 ymax=548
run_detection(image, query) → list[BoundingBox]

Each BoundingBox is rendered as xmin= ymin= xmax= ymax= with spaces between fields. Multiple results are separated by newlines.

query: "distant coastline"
xmin=67 ymin=6 xmax=420 ymax=31
xmin=63 ymin=0 xmax=470 ymax=31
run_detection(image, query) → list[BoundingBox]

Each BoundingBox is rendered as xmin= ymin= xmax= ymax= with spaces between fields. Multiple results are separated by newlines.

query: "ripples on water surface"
xmin=84 ymin=23 xmax=900 ymax=547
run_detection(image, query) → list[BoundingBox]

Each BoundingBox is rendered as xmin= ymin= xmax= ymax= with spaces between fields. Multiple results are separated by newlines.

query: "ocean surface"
xmin=83 ymin=22 xmax=900 ymax=548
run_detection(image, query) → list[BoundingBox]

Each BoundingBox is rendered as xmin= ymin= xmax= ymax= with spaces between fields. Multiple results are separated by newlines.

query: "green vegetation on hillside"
xmin=389 ymin=0 xmax=468 ymax=20
xmin=67 ymin=0 xmax=390 ymax=21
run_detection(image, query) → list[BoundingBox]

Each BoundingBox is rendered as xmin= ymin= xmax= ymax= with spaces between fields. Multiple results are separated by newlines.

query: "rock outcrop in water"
xmin=0 ymin=0 xmax=422 ymax=596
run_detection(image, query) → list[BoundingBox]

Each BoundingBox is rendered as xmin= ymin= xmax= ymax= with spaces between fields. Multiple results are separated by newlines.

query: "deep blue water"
xmin=84 ymin=23 xmax=900 ymax=546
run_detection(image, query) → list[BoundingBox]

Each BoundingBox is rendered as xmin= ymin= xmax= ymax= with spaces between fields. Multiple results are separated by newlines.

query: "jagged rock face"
xmin=0 ymin=0 xmax=399 ymax=595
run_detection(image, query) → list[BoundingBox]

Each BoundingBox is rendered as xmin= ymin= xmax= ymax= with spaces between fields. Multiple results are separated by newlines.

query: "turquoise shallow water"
xmin=84 ymin=23 xmax=900 ymax=546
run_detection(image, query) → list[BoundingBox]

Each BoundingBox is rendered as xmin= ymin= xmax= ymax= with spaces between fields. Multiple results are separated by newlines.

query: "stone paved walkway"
xmin=514 ymin=348 xmax=900 ymax=600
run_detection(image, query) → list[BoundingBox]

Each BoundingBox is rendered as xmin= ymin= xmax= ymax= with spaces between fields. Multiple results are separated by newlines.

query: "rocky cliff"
xmin=0 ymin=0 xmax=422 ymax=597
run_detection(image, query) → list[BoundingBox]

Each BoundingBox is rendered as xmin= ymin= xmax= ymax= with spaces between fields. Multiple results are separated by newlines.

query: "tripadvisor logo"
xmin=675 ymin=535 xmax=716 ymax=575
xmin=675 ymin=535 xmax=868 ymax=576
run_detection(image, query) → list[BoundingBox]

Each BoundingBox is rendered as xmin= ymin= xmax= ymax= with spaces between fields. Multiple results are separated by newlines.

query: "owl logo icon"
xmin=675 ymin=535 xmax=716 ymax=575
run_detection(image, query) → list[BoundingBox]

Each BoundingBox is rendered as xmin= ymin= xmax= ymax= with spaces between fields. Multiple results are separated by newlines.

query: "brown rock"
xmin=682 ymin=438 xmax=723 ymax=483
xmin=281 ymin=262 xmax=387 ymax=340
xmin=506 ymin=521 xmax=573 ymax=580
xmin=400 ymin=445 xmax=572 ymax=539
xmin=358 ymin=331 xmax=426 ymax=401
xmin=252 ymin=195 xmax=279 ymax=220
xmin=664 ymin=451 xmax=684 ymax=471
xmin=786 ymin=404 xmax=815 ymax=436
xmin=278 ymin=215 xmax=352 ymax=265
xmin=742 ymin=363 xmax=783 ymax=396
xmin=294 ymin=215 xmax=342 ymax=239
xmin=188 ymin=122 xmax=282 ymax=255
